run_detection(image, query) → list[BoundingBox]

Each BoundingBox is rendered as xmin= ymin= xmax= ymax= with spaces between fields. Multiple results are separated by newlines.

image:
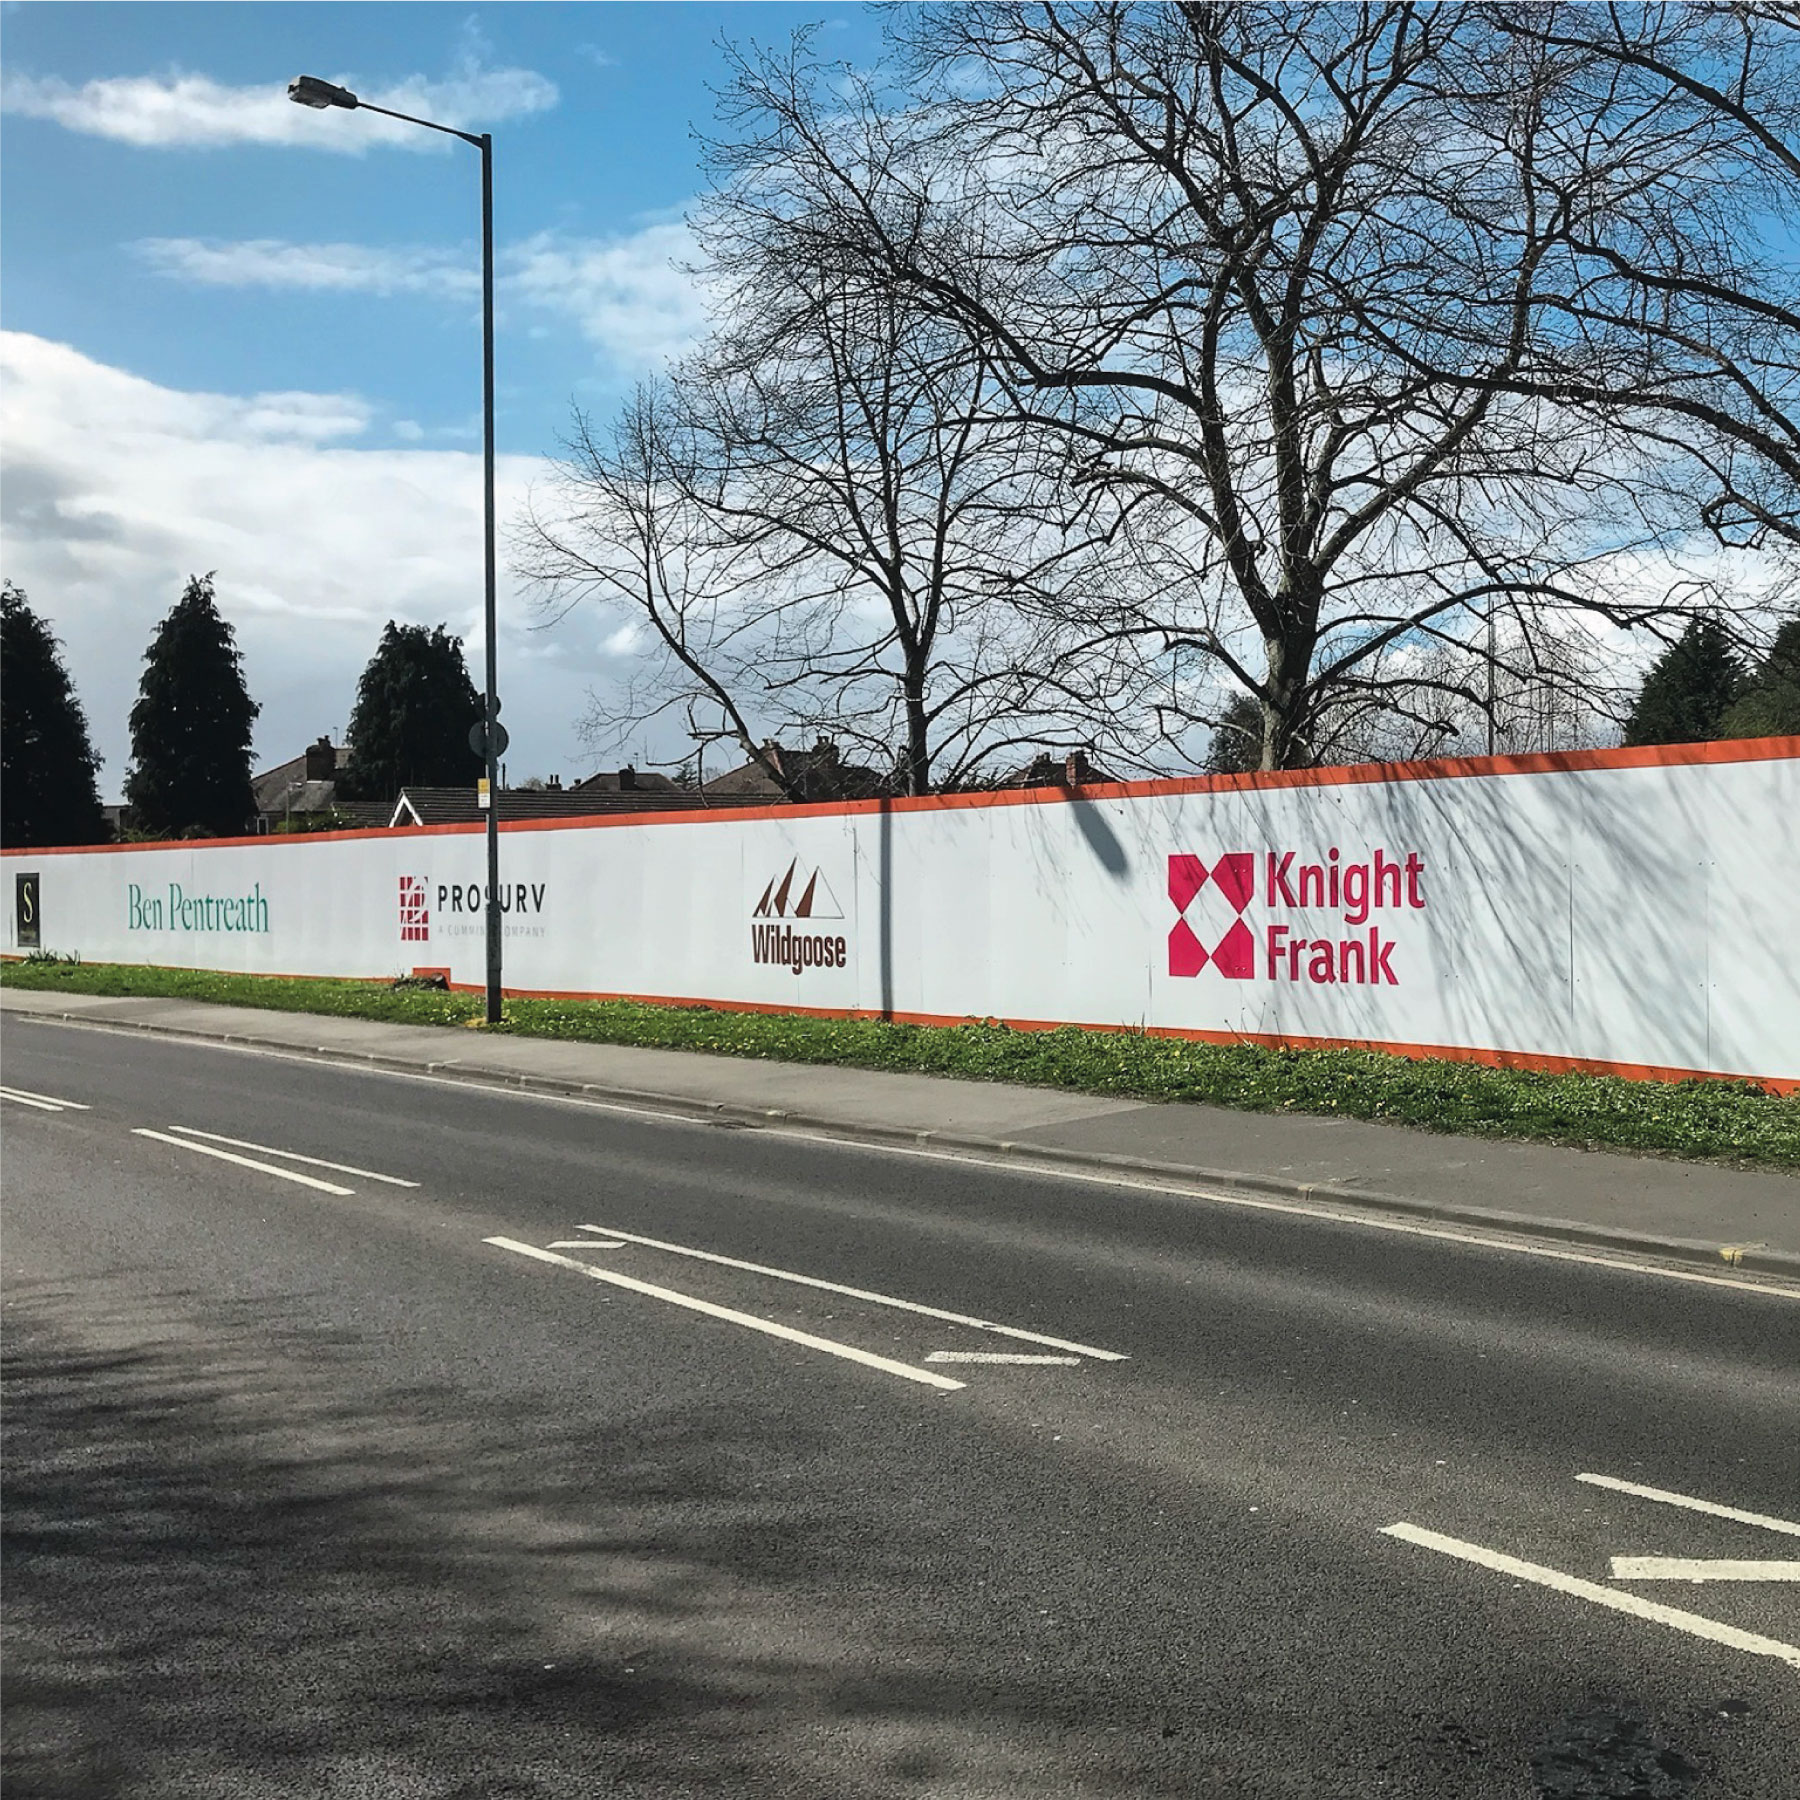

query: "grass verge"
xmin=4 ymin=956 xmax=1796 ymax=1171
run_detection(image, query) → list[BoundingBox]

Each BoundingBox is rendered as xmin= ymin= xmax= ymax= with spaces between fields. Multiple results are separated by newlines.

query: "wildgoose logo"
xmin=752 ymin=859 xmax=848 ymax=971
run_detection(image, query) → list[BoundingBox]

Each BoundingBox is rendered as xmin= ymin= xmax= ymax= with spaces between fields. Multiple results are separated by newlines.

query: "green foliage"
xmin=1622 ymin=617 xmax=1743 ymax=747
xmin=1 ymin=582 xmax=108 ymax=847
xmin=1205 ymin=692 xmax=1265 ymax=774
xmin=1719 ymin=619 xmax=1800 ymax=739
xmin=124 ymin=574 xmax=259 ymax=838
xmin=4 ymin=958 xmax=1795 ymax=1169
xmin=340 ymin=622 xmax=483 ymax=801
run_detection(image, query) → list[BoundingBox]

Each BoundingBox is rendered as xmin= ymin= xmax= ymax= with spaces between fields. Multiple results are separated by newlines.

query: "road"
xmin=3 ymin=1015 xmax=1798 ymax=1799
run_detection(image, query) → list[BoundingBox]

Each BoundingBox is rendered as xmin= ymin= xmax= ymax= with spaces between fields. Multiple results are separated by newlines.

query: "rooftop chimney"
xmin=305 ymin=736 xmax=336 ymax=782
xmin=618 ymin=765 xmax=637 ymax=790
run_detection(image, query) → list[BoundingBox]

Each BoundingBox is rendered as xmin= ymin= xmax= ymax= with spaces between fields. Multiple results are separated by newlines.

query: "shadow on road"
xmin=1 ymin=1275 xmax=1202 ymax=1800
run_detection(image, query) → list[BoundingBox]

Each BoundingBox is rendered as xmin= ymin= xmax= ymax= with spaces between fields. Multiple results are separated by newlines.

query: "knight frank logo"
xmin=752 ymin=858 xmax=849 ymax=972
xmin=1169 ymin=848 xmax=1427 ymax=986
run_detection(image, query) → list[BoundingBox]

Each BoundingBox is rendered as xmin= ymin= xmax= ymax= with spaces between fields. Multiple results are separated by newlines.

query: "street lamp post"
xmin=289 ymin=75 xmax=504 ymax=1022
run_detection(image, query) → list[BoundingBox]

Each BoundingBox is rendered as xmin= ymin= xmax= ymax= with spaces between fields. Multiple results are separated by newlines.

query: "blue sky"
xmin=1 ymin=2 xmax=885 ymax=796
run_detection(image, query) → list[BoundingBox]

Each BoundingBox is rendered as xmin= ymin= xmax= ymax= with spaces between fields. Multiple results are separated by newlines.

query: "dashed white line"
xmin=1382 ymin=1522 xmax=1800 ymax=1670
xmin=924 ymin=1351 xmax=1084 ymax=1366
xmin=547 ymin=1240 xmax=626 ymax=1250
xmin=132 ymin=1128 xmax=354 ymax=1195
xmin=1576 ymin=1473 xmax=1800 ymax=1539
xmin=161 ymin=1125 xmax=419 ymax=1187
xmin=575 ymin=1223 xmax=1128 ymax=1360
xmin=1611 ymin=1557 xmax=1800 ymax=1583
xmin=484 ymin=1238 xmax=966 ymax=1391
xmin=27 ymin=1021 xmax=1797 ymax=1303
xmin=0 ymin=1085 xmax=90 ymax=1111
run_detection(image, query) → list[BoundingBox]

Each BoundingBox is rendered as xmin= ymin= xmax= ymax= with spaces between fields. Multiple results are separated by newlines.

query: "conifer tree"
xmin=1719 ymin=620 xmax=1800 ymax=739
xmin=125 ymin=573 xmax=259 ymax=837
xmin=1204 ymin=693 xmax=1265 ymax=775
xmin=1 ymin=581 xmax=107 ymax=846
xmin=339 ymin=621 xmax=483 ymax=800
xmin=1622 ymin=618 xmax=1743 ymax=747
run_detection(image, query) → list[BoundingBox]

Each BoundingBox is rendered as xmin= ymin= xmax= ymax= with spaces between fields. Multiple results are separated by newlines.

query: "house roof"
xmin=252 ymin=742 xmax=354 ymax=814
xmin=387 ymin=786 xmax=759 ymax=827
xmin=568 ymin=767 xmax=682 ymax=794
xmin=701 ymin=741 xmax=887 ymax=802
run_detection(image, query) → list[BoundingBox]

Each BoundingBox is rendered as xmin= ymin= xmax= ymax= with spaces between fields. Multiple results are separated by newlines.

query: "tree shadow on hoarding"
xmin=1070 ymin=800 xmax=1130 ymax=879
xmin=2 ymin=1276 xmax=1205 ymax=1800
xmin=1303 ymin=763 xmax=1768 ymax=1080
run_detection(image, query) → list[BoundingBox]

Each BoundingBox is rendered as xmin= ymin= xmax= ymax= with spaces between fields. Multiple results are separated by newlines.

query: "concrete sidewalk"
xmin=5 ymin=986 xmax=1796 ymax=1278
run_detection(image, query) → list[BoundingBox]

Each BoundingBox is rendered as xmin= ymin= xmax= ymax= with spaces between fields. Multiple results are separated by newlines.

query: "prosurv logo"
xmin=399 ymin=876 xmax=430 ymax=943
xmin=752 ymin=858 xmax=849 ymax=973
xmin=1169 ymin=848 xmax=1427 ymax=986
xmin=397 ymin=877 xmax=551 ymax=943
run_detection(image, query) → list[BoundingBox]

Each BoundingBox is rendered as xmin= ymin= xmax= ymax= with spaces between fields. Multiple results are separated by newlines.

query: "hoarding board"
xmin=6 ymin=741 xmax=1796 ymax=1087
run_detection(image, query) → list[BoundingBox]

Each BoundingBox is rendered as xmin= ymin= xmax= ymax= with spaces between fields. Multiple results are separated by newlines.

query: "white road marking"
xmin=1 ymin=1088 xmax=68 ymax=1111
xmin=484 ymin=1238 xmax=966 ymax=1391
xmin=924 ymin=1351 xmax=1084 ymax=1366
xmin=161 ymin=1125 xmax=419 ymax=1187
xmin=547 ymin=1240 xmax=627 ymax=1250
xmin=1382 ymin=1523 xmax=1800 ymax=1670
xmin=0 ymin=1084 xmax=91 ymax=1109
xmin=1611 ymin=1558 xmax=1800 ymax=1582
xmin=1576 ymin=1473 xmax=1800 ymax=1539
xmin=34 ymin=1024 xmax=1800 ymax=1303
xmin=131 ymin=1128 xmax=355 ymax=1195
xmin=575 ymin=1223 xmax=1128 ymax=1360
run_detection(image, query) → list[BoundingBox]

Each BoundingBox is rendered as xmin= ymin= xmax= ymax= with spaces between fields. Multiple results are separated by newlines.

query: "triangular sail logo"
xmin=754 ymin=858 xmax=844 ymax=920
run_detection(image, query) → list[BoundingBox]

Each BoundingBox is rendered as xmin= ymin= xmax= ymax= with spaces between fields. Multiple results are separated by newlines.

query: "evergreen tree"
xmin=125 ymin=573 xmax=259 ymax=837
xmin=1 ymin=581 xmax=107 ymax=846
xmin=1719 ymin=619 xmax=1800 ymax=739
xmin=1622 ymin=618 xmax=1743 ymax=747
xmin=339 ymin=621 xmax=483 ymax=799
xmin=1204 ymin=692 xmax=1265 ymax=774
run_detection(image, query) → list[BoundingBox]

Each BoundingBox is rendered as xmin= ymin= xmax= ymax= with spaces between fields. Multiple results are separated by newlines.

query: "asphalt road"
xmin=4 ymin=1015 xmax=1798 ymax=1800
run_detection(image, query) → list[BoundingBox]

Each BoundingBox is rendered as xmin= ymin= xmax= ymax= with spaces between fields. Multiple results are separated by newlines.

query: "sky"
xmin=1 ymin=1 xmax=886 ymax=798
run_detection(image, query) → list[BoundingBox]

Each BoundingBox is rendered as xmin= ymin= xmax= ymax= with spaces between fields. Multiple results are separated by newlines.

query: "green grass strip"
xmin=5 ymin=956 xmax=1797 ymax=1170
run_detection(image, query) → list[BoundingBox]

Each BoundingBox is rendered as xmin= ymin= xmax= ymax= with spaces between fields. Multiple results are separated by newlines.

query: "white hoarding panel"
xmin=6 ymin=742 xmax=1797 ymax=1087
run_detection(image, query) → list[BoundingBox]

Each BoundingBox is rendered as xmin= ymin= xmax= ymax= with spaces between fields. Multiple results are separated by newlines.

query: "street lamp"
xmin=289 ymin=75 xmax=505 ymax=1023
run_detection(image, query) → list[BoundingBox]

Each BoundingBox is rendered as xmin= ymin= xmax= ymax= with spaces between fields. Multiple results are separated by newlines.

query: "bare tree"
xmin=520 ymin=165 xmax=1147 ymax=795
xmin=712 ymin=3 xmax=1800 ymax=768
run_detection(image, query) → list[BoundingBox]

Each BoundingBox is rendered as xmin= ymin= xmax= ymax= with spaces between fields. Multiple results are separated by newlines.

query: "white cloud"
xmin=135 ymin=223 xmax=711 ymax=374
xmin=0 ymin=62 xmax=556 ymax=151
xmin=504 ymin=224 xmax=707 ymax=368
xmin=0 ymin=332 xmax=638 ymax=797
xmin=137 ymin=237 xmax=480 ymax=299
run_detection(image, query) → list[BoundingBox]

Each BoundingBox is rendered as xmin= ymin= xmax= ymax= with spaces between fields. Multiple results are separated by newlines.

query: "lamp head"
xmin=288 ymin=76 xmax=359 ymax=110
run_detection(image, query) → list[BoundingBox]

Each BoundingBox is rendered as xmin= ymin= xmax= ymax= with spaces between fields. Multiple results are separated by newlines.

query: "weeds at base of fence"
xmin=2 ymin=957 xmax=1795 ymax=1170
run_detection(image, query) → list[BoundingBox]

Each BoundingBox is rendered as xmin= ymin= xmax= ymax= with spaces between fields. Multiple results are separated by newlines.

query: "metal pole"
xmin=480 ymin=132 xmax=502 ymax=1023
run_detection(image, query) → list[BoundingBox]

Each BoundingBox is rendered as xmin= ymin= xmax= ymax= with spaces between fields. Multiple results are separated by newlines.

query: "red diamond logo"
xmin=1168 ymin=919 xmax=1208 ymax=977
xmin=1210 ymin=853 xmax=1256 ymax=913
xmin=1168 ymin=854 xmax=1208 ymax=915
xmin=1211 ymin=919 xmax=1257 ymax=979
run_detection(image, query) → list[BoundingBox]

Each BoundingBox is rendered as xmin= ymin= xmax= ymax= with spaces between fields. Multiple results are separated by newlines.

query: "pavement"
xmin=3 ymin=984 xmax=1797 ymax=1277
xmin=4 ymin=1015 xmax=1799 ymax=1798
